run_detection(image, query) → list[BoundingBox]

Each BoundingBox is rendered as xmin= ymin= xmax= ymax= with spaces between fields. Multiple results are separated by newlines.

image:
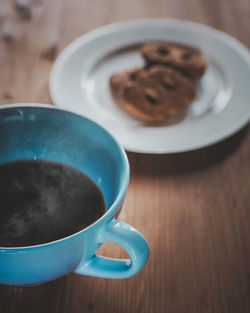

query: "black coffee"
xmin=0 ymin=159 xmax=106 ymax=247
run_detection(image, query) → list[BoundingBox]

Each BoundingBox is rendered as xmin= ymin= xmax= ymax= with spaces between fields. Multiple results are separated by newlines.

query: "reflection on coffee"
xmin=0 ymin=159 xmax=106 ymax=247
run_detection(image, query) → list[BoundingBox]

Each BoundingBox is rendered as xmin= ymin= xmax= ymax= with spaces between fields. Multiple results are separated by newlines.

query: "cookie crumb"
xmin=2 ymin=20 xmax=15 ymax=43
xmin=40 ymin=44 xmax=58 ymax=61
xmin=14 ymin=0 xmax=32 ymax=20
xmin=2 ymin=93 xmax=14 ymax=104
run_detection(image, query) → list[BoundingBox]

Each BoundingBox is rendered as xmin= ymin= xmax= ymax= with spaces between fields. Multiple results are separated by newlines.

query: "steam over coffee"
xmin=0 ymin=159 xmax=106 ymax=247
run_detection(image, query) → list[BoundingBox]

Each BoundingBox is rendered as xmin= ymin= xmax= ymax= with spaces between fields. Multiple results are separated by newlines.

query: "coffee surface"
xmin=0 ymin=159 xmax=106 ymax=247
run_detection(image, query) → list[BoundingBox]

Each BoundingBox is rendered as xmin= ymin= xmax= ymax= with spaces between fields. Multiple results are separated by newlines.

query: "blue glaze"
xmin=0 ymin=104 xmax=149 ymax=286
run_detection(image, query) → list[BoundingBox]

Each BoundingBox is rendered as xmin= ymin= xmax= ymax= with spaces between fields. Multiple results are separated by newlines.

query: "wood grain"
xmin=0 ymin=0 xmax=250 ymax=312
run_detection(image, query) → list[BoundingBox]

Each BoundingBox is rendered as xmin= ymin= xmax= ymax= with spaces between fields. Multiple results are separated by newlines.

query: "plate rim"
xmin=49 ymin=18 xmax=250 ymax=154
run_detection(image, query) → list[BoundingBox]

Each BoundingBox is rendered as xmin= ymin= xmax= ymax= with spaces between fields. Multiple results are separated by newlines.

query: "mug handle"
xmin=74 ymin=219 xmax=149 ymax=278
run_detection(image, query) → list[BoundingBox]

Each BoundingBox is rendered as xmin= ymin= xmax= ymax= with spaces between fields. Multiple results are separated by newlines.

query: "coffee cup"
xmin=0 ymin=104 xmax=149 ymax=286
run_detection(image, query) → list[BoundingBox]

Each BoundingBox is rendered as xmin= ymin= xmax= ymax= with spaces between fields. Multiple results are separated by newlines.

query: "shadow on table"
xmin=0 ymin=275 xmax=67 ymax=313
xmin=127 ymin=125 xmax=249 ymax=176
xmin=0 ymin=273 xmax=136 ymax=313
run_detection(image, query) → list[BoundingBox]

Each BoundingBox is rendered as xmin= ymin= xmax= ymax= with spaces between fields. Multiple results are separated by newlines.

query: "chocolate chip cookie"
xmin=141 ymin=42 xmax=207 ymax=80
xmin=110 ymin=65 xmax=196 ymax=122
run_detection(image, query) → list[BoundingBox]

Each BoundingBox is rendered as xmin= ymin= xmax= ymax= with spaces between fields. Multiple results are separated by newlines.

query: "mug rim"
xmin=0 ymin=103 xmax=130 ymax=251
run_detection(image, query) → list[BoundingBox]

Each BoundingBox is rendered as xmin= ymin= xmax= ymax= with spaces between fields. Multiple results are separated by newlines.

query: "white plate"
xmin=49 ymin=19 xmax=250 ymax=153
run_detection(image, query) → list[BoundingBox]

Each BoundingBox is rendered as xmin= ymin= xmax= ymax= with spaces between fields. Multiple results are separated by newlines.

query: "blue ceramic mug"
xmin=0 ymin=104 xmax=149 ymax=286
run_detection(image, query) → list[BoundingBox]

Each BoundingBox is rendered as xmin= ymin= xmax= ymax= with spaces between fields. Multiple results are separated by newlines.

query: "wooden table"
xmin=0 ymin=0 xmax=250 ymax=312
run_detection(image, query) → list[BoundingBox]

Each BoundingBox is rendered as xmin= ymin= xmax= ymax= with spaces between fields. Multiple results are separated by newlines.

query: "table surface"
xmin=0 ymin=0 xmax=250 ymax=312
